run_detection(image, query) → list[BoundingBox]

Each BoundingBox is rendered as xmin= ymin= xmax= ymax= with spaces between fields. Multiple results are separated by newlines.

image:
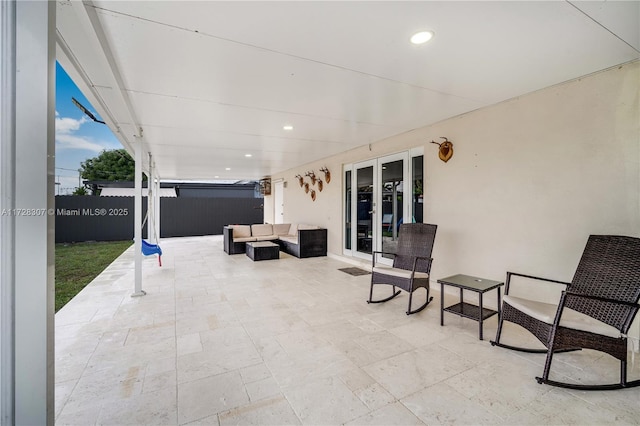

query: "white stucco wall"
xmin=268 ymin=62 xmax=639 ymax=303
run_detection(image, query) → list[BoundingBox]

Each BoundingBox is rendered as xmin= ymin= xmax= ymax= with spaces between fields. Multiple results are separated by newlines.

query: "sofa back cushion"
xmin=251 ymin=224 xmax=273 ymax=237
xmin=232 ymin=225 xmax=252 ymax=238
xmin=273 ymin=223 xmax=291 ymax=236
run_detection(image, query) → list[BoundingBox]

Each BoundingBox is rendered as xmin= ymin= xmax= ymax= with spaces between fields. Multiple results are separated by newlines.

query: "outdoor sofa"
xmin=223 ymin=223 xmax=327 ymax=258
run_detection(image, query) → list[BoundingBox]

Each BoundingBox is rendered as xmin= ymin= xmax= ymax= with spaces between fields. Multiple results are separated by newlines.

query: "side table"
xmin=438 ymin=274 xmax=504 ymax=340
xmin=246 ymin=241 xmax=280 ymax=261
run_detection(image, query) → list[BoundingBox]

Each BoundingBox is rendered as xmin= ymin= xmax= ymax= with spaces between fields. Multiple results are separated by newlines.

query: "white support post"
xmin=2 ymin=2 xmax=55 ymax=424
xmin=154 ymin=164 xmax=161 ymax=242
xmin=132 ymin=138 xmax=145 ymax=297
xmin=147 ymin=154 xmax=153 ymax=241
xmin=0 ymin=1 xmax=16 ymax=423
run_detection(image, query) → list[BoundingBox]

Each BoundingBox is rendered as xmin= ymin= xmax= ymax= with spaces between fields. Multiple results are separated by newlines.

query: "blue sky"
xmin=55 ymin=62 xmax=122 ymax=194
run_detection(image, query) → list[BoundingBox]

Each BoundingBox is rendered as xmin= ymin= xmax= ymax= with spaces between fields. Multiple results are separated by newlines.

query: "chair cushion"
xmin=232 ymin=225 xmax=252 ymax=238
xmin=233 ymin=236 xmax=257 ymax=243
xmin=251 ymin=224 xmax=273 ymax=237
xmin=273 ymin=224 xmax=291 ymax=235
xmin=255 ymin=235 xmax=278 ymax=241
xmin=279 ymin=235 xmax=298 ymax=245
xmin=503 ymin=295 xmax=621 ymax=339
xmin=372 ymin=265 xmax=429 ymax=280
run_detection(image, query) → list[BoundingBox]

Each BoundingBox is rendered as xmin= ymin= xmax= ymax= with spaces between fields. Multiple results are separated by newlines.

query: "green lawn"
xmin=55 ymin=240 xmax=132 ymax=312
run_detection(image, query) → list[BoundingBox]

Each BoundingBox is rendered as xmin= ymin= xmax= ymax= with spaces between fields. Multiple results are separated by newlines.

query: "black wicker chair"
xmin=367 ymin=223 xmax=437 ymax=315
xmin=491 ymin=235 xmax=640 ymax=390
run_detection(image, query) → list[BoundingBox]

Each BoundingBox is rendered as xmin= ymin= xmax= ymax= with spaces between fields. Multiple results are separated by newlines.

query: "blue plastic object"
xmin=141 ymin=240 xmax=162 ymax=266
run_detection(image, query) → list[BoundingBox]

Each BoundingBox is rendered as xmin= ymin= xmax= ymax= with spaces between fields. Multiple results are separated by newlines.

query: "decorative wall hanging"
xmin=431 ymin=137 xmax=454 ymax=163
xmin=305 ymin=171 xmax=317 ymax=185
xmin=258 ymin=177 xmax=271 ymax=195
xmin=294 ymin=167 xmax=329 ymax=202
xmin=319 ymin=167 xmax=331 ymax=183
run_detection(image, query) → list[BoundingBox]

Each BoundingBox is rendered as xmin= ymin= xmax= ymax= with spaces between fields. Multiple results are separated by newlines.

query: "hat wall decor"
xmin=295 ymin=174 xmax=304 ymax=187
xmin=431 ymin=137 xmax=454 ymax=163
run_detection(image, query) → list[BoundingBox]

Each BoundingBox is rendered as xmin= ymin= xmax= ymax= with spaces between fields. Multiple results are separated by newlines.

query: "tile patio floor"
xmin=55 ymin=236 xmax=640 ymax=425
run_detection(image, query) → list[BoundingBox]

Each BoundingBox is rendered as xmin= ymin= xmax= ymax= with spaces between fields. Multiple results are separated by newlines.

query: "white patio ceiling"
xmin=56 ymin=1 xmax=639 ymax=181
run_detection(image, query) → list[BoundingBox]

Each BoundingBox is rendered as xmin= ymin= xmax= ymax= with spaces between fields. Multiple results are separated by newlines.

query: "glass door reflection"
xmin=381 ymin=159 xmax=404 ymax=258
xmin=356 ymin=165 xmax=373 ymax=255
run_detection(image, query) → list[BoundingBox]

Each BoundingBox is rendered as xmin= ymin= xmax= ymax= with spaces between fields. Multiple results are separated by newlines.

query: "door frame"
xmin=345 ymin=151 xmax=411 ymax=263
xmin=351 ymin=159 xmax=377 ymax=261
xmin=273 ymin=179 xmax=284 ymax=224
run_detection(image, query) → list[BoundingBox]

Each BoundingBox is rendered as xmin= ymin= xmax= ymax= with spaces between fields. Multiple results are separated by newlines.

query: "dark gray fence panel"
xmin=55 ymin=196 xmax=147 ymax=243
xmin=55 ymin=196 xmax=264 ymax=242
xmin=159 ymin=197 xmax=264 ymax=237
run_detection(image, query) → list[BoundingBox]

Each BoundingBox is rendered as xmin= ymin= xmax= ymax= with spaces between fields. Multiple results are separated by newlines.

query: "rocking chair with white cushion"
xmin=491 ymin=234 xmax=640 ymax=390
xmin=367 ymin=223 xmax=437 ymax=315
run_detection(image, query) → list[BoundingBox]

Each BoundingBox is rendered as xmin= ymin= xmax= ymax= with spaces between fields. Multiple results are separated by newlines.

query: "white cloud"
xmin=55 ymin=133 xmax=105 ymax=153
xmin=55 ymin=116 xmax=88 ymax=134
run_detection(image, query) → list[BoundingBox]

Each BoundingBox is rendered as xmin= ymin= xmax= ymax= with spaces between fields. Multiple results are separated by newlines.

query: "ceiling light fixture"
xmin=283 ymin=125 xmax=293 ymax=131
xmin=225 ymin=167 xmax=231 ymax=171
xmin=410 ymin=31 xmax=434 ymax=45
xmin=245 ymin=154 xmax=252 ymax=158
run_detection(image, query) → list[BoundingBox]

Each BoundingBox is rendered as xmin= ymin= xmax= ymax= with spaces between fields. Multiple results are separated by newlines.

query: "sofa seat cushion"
xmin=279 ymin=235 xmax=298 ymax=245
xmin=255 ymin=235 xmax=278 ymax=241
xmin=273 ymin=223 xmax=291 ymax=236
xmin=251 ymin=224 xmax=274 ymax=237
xmin=372 ymin=265 xmax=429 ymax=280
xmin=503 ymin=295 xmax=620 ymax=339
xmin=233 ymin=236 xmax=257 ymax=243
xmin=232 ymin=225 xmax=252 ymax=238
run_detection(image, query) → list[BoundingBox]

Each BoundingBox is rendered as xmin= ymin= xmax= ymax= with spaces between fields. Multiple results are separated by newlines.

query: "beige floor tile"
xmin=177 ymin=371 xmax=249 ymax=424
xmin=240 ymin=363 xmax=272 ymax=384
xmin=354 ymin=382 xmax=396 ymax=411
xmin=178 ymin=332 xmax=203 ymax=356
xmin=401 ymin=382 xmax=502 ymax=425
xmin=96 ymin=386 xmax=177 ymax=425
xmin=363 ymin=345 xmax=475 ymax=399
xmin=283 ymin=376 xmax=370 ymax=424
xmin=218 ymin=396 xmax=301 ymax=425
xmin=245 ymin=377 xmax=281 ymax=402
xmin=345 ymin=402 xmax=425 ymax=426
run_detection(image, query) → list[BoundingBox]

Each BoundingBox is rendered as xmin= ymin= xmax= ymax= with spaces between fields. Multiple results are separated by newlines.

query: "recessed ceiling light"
xmin=214 ymin=175 xmax=219 ymax=178
xmin=283 ymin=125 xmax=293 ymax=131
xmin=225 ymin=167 xmax=231 ymax=171
xmin=245 ymin=154 xmax=252 ymax=158
xmin=410 ymin=31 xmax=434 ymax=45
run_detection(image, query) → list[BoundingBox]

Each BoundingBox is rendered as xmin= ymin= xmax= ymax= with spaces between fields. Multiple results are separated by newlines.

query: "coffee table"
xmin=438 ymin=274 xmax=504 ymax=340
xmin=246 ymin=241 xmax=280 ymax=261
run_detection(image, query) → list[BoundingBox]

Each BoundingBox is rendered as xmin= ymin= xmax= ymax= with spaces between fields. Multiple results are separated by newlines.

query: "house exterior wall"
xmin=268 ymin=62 xmax=639 ymax=300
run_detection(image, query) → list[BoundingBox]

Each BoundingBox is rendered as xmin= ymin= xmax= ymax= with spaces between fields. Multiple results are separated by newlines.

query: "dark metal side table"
xmin=438 ymin=274 xmax=504 ymax=340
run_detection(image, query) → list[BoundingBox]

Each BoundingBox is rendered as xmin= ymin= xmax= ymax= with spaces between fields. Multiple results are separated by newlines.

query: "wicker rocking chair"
xmin=491 ymin=235 xmax=640 ymax=390
xmin=367 ymin=223 xmax=437 ymax=315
